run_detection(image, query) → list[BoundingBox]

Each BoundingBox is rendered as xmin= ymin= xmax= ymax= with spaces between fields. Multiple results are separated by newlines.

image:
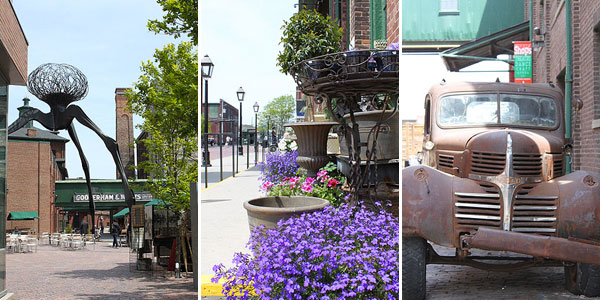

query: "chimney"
xmin=115 ymin=88 xmax=135 ymax=179
xmin=17 ymin=97 xmax=33 ymax=128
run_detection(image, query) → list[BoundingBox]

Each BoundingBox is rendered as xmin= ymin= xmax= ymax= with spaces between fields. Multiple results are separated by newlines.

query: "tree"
xmin=127 ymin=42 xmax=198 ymax=212
xmin=258 ymin=95 xmax=295 ymax=138
xmin=148 ymin=0 xmax=198 ymax=45
xmin=131 ymin=0 xmax=198 ymax=275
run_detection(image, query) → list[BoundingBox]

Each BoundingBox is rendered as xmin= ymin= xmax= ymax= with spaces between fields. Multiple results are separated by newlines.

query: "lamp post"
xmin=201 ymin=55 xmax=214 ymax=188
xmin=253 ymin=102 xmax=259 ymax=165
xmin=236 ymin=87 xmax=245 ymax=173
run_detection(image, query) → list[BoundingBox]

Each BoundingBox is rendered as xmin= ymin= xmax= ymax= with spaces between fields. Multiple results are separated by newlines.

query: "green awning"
xmin=8 ymin=212 xmax=39 ymax=220
xmin=113 ymin=208 xmax=129 ymax=218
xmin=144 ymin=199 xmax=166 ymax=206
xmin=440 ymin=21 xmax=529 ymax=71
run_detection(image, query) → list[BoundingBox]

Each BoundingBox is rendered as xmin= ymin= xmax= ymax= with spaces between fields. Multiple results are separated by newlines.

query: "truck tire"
xmin=402 ymin=237 xmax=426 ymax=300
xmin=565 ymin=263 xmax=600 ymax=296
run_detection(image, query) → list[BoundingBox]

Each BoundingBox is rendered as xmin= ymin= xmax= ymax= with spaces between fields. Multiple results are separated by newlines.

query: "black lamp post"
xmin=253 ymin=102 xmax=259 ymax=165
xmin=201 ymin=55 xmax=214 ymax=188
xmin=236 ymin=87 xmax=245 ymax=173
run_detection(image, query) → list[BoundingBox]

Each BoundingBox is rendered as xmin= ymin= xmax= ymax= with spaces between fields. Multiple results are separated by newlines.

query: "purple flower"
xmin=213 ymin=204 xmax=399 ymax=299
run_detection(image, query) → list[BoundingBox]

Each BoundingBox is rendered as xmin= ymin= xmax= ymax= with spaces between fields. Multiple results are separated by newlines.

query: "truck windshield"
xmin=439 ymin=93 xmax=558 ymax=128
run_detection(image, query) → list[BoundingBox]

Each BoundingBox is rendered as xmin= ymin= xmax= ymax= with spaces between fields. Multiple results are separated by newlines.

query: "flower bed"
xmin=213 ymin=203 xmax=399 ymax=299
xmin=262 ymin=165 xmax=346 ymax=208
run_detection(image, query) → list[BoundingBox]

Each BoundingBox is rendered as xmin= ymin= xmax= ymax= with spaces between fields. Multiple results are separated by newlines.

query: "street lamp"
xmin=236 ymin=87 xmax=245 ymax=173
xmin=201 ymin=55 xmax=214 ymax=188
xmin=253 ymin=102 xmax=259 ymax=165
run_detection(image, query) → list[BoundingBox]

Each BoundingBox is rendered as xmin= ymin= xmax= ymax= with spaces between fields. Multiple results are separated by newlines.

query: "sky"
xmin=400 ymin=53 xmax=510 ymax=121
xmin=9 ymin=1 xmax=181 ymax=179
xmin=200 ymin=0 xmax=299 ymax=127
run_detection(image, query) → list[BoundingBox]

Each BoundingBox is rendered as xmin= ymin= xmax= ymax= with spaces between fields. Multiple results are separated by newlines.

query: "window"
xmin=209 ymin=105 xmax=219 ymax=118
xmin=370 ymin=0 xmax=387 ymax=49
xmin=440 ymin=0 xmax=459 ymax=12
xmin=439 ymin=93 xmax=558 ymax=128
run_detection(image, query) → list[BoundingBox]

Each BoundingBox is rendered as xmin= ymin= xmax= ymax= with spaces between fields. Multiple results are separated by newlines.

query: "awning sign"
xmin=73 ymin=192 xmax=153 ymax=202
xmin=514 ymin=41 xmax=532 ymax=83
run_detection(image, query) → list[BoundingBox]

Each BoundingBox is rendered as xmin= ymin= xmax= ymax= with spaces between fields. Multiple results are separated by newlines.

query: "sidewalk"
xmin=6 ymin=241 xmax=196 ymax=299
xmin=200 ymin=150 xmax=265 ymax=298
xmin=200 ymin=145 xmax=265 ymax=188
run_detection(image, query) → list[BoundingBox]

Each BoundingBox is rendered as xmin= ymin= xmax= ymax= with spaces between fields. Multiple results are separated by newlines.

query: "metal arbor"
xmin=290 ymin=50 xmax=399 ymax=211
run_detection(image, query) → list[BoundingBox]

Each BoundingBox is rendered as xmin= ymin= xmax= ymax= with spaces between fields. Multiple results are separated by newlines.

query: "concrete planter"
xmin=285 ymin=122 xmax=337 ymax=177
xmin=243 ymin=196 xmax=329 ymax=231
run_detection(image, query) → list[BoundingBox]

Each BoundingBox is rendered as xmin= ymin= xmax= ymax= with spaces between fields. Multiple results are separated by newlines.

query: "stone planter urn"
xmin=285 ymin=122 xmax=337 ymax=177
xmin=243 ymin=196 xmax=329 ymax=231
xmin=339 ymin=110 xmax=399 ymax=161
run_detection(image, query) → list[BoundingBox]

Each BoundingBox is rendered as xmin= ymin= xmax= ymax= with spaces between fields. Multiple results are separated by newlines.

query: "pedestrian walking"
xmin=80 ymin=217 xmax=89 ymax=235
xmin=111 ymin=221 xmax=121 ymax=248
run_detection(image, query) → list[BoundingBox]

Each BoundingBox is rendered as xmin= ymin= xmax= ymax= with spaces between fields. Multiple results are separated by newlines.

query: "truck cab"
xmin=403 ymin=82 xmax=600 ymax=299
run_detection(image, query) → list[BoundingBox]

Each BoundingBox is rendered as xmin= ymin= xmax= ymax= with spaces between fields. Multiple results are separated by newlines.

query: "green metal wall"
xmin=403 ymin=0 xmax=525 ymax=44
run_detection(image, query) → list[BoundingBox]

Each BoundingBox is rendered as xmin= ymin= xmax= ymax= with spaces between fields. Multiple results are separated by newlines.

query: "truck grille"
xmin=438 ymin=154 xmax=454 ymax=169
xmin=471 ymin=152 xmax=505 ymax=175
xmin=513 ymin=154 xmax=542 ymax=176
xmin=454 ymin=184 xmax=501 ymax=229
xmin=511 ymin=185 xmax=557 ymax=235
xmin=454 ymin=184 xmax=557 ymax=235
xmin=470 ymin=151 xmax=544 ymax=177
xmin=553 ymin=155 xmax=564 ymax=177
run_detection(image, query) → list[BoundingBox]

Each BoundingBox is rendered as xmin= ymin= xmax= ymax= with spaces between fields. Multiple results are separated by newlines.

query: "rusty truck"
xmin=402 ymin=81 xmax=600 ymax=299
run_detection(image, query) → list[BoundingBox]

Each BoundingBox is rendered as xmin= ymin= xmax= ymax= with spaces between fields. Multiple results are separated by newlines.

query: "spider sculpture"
xmin=8 ymin=63 xmax=135 ymax=233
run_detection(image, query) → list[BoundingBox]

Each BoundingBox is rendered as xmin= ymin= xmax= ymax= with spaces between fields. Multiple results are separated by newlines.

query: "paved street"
xmin=6 ymin=237 xmax=196 ymax=300
xmin=426 ymin=245 xmax=585 ymax=300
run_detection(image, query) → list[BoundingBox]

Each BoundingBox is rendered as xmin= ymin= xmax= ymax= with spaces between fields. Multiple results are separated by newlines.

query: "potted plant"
xmin=277 ymin=9 xmax=343 ymax=79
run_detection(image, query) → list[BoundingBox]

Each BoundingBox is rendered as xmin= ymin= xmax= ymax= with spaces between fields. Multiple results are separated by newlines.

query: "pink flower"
xmin=317 ymin=170 xmax=328 ymax=179
xmin=262 ymin=181 xmax=274 ymax=192
xmin=301 ymin=182 xmax=313 ymax=193
xmin=327 ymin=178 xmax=339 ymax=188
xmin=320 ymin=175 xmax=330 ymax=183
xmin=305 ymin=177 xmax=316 ymax=185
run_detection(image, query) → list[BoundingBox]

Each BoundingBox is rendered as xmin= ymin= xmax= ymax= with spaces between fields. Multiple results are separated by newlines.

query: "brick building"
xmin=6 ymin=98 xmax=68 ymax=234
xmin=115 ymin=88 xmax=135 ymax=179
xmin=199 ymin=99 xmax=239 ymax=142
xmin=527 ymin=1 xmax=599 ymax=172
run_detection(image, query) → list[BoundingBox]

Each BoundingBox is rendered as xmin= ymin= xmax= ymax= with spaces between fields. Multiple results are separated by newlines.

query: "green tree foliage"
xmin=277 ymin=9 xmax=343 ymax=75
xmin=148 ymin=0 xmax=198 ymax=45
xmin=127 ymin=42 xmax=198 ymax=211
xmin=258 ymin=95 xmax=295 ymax=137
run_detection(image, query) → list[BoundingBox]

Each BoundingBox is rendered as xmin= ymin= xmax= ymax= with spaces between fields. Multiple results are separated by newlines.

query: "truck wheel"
xmin=402 ymin=237 xmax=426 ymax=300
xmin=565 ymin=263 xmax=600 ymax=296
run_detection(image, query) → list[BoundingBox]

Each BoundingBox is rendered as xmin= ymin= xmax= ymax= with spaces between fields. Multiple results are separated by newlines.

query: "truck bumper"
xmin=464 ymin=227 xmax=600 ymax=266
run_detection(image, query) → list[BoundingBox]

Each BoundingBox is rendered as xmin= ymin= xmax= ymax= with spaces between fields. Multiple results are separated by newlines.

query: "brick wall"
xmin=6 ymin=140 xmax=53 ymax=234
xmin=530 ymin=0 xmax=600 ymax=173
xmin=386 ymin=0 xmax=399 ymax=44
xmin=0 ymin=0 xmax=27 ymax=84
xmin=350 ymin=0 xmax=370 ymax=49
xmin=115 ymin=88 xmax=135 ymax=179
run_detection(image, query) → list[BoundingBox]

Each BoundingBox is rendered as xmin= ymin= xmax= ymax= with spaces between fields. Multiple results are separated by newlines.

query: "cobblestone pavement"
xmin=426 ymin=245 xmax=586 ymax=300
xmin=6 ymin=240 xmax=197 ymax=300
